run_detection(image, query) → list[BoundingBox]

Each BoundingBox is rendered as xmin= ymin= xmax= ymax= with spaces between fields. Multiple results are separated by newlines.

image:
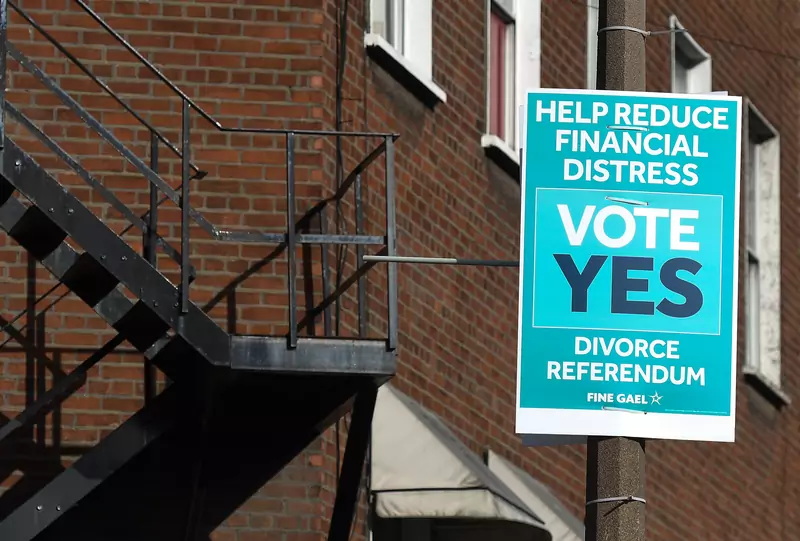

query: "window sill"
xmin=481 ymin=134 xmax=520 ymax=180
xmin=743 ymin=366 xmax=791 ymax=409
xmin=364 ymin=33 xmax=447 ymax=108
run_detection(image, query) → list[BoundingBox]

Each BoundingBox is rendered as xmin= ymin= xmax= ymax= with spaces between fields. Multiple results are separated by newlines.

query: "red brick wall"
xmin=1 ymin=0 xmax=800 ymax=540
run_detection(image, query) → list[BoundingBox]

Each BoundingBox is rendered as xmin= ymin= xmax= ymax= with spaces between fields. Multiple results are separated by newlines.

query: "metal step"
xmin=7 ymin=205 xmax=67 ymax=261
xmin=0 ymin=190 xmax=169 ymax=351
xmin=1 ymin=136 xmax=230 ymax=366
xmin=0 ymin=183 xmax=204 ymax=376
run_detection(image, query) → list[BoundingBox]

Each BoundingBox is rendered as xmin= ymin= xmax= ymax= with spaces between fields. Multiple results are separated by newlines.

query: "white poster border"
xmin=514 ymin=88 xmax=742 ymax=445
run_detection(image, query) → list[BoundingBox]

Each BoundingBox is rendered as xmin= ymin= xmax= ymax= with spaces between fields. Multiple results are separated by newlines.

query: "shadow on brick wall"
xmin=0 ymin=254 xmax=99 ymax=522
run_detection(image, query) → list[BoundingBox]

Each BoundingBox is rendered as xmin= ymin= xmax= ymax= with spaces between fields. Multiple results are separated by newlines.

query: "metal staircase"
xmin=0 ymin=0 xmax=398 ymax=539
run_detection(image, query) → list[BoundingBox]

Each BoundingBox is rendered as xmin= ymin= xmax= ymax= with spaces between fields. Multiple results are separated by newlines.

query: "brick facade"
xmin=0 ymin=0 xmax=798 ymax=540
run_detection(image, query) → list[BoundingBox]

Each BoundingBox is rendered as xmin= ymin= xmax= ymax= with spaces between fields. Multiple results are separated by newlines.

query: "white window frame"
xmin=486 ymin=0 xmax=516 ymax=149
xmin=742 ymin=99 xmax=787 ymax=404
xmin=669 ymin=15 xmax=712 ymax=94
xmin=481 ymin=0 xmax=541 ymax=176
xmin=586 ymin=0 xmax=599 ymax=89
xmin=366 ymin=0 xmax=446 ymax=105
xmin=372 ymin=0 xmax=404 ymax=55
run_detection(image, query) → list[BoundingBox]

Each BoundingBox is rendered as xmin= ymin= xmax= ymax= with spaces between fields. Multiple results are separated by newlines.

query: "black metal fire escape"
xmin=0 ymin=0 xmax=398 ymax=539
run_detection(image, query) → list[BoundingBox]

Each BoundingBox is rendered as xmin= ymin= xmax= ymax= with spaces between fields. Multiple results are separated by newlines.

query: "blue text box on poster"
xmin=515 ymin=89 xmax=742 ymax=443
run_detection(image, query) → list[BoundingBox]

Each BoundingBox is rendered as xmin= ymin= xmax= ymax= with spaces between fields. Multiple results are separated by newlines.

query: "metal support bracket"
xmin=327 ymin=388 xmax=378 ymax=541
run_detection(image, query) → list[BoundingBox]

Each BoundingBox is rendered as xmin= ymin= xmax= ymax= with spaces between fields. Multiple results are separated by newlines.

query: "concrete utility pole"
xmin=584 ymin=0 xmax=647 ymax=540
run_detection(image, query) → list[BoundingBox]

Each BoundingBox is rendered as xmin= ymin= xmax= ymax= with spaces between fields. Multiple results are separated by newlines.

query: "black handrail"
xmin=5 ymin=100 xmax=195 ymax=276
xmin=72 ymin=0 xmax=398 ymax=139
xmin=7 ymin=0 xmax=207 ymax=179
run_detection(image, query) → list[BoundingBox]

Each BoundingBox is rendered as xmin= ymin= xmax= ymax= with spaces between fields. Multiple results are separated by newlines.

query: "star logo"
xmin=649 ymin=392 xmax=662 ymax=405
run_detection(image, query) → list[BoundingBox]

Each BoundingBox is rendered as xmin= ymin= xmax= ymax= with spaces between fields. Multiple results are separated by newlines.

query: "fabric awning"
xmin=486 ymin=450 xmax=585 ymax=541
xmin=370 ymin=384 xmax=549 ymax=535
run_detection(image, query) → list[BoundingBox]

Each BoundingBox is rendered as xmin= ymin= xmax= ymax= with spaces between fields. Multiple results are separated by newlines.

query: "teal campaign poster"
xmin=515 ymin=89 xmax=742 ymax=443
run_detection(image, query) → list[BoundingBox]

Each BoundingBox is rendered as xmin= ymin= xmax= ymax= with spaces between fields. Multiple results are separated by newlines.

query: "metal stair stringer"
xmin=0 ymin=135 xmax=231 ymax=367
xmin=0 ymin=378 xmax=198 ymax=541
xmin=0 ymin=181 xmax=195 ymax=383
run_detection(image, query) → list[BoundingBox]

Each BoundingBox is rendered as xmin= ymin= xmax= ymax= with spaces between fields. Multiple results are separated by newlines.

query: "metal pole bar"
xmin=320 ymin=205 xmax=332 ymax=336
xmin=145 ymin=131 xmax=159 ymax=266
xmin=0 ymin=0 xmax=7 ymax=150
xmin=144 ymin=130 xmax=159 ymax=403
xmin=181 ymin=379 xmax=221 ymax=541
xmin=179 ymin=99 xmax=190 ymax=314
xmin=35 ymin=313 xmax=45 ymax=447
xmin=296 ymin=233 xmax=384 ymax=245
xmin=585 ymin=2 xmax=647 ymax=541
xmin=363 ymin=255 xmax=518 ymax=267
xmin=327 ymin=387 xmax=378 ymax=541
xmin=355 ymin=172 xmax=366 ymax=337
xmin=384 ymin=137 xmax=397 ymax=351
xmin=286 ymin=131 xmax=298 ymax=349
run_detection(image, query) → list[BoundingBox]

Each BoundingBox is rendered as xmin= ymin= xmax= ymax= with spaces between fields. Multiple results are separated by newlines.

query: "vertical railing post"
xmin=355 ymin=172 xmax=366 ymax=338
xmin=0 ymin=0 xmax=8 ymax=151
xmin=384 ymin=136 xmax=397 ymax=351
xmin=144 ymin=130 xmax=159 ymax=403
xmin=320 ymin=205 xmax=332 ymax=337
xmin=179 ymin=99 xmax=190 ymax=314
xmin=144 ymin=131 xmax=159 ymax=265
xmin=286 ymin=131 xmax=297 ymax=348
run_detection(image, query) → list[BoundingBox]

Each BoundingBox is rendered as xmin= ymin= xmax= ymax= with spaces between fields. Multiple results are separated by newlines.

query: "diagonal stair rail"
xmin=5 ymin=100 xmax=195 ymax=280
xmin=7 ymin=1 xmax=207 ymax=180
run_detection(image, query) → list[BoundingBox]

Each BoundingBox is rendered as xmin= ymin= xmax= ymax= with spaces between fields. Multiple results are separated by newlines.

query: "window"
xmin=586 ymin=0 xmax=599 ymax=89
xmin=371 ymin=0 xmax=404 ymax=55
xmin=670 ymin=15 xmax=712 ymax=94
xmin=743 ymin=100 xmax=786 ymax=404
xmin=488 ymin=2 xmax=515 ymax=147
xmin=481 ymin=0 xmax=541 ymax=178
xmin=366 ymin=0 xmax=446 ymax=106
